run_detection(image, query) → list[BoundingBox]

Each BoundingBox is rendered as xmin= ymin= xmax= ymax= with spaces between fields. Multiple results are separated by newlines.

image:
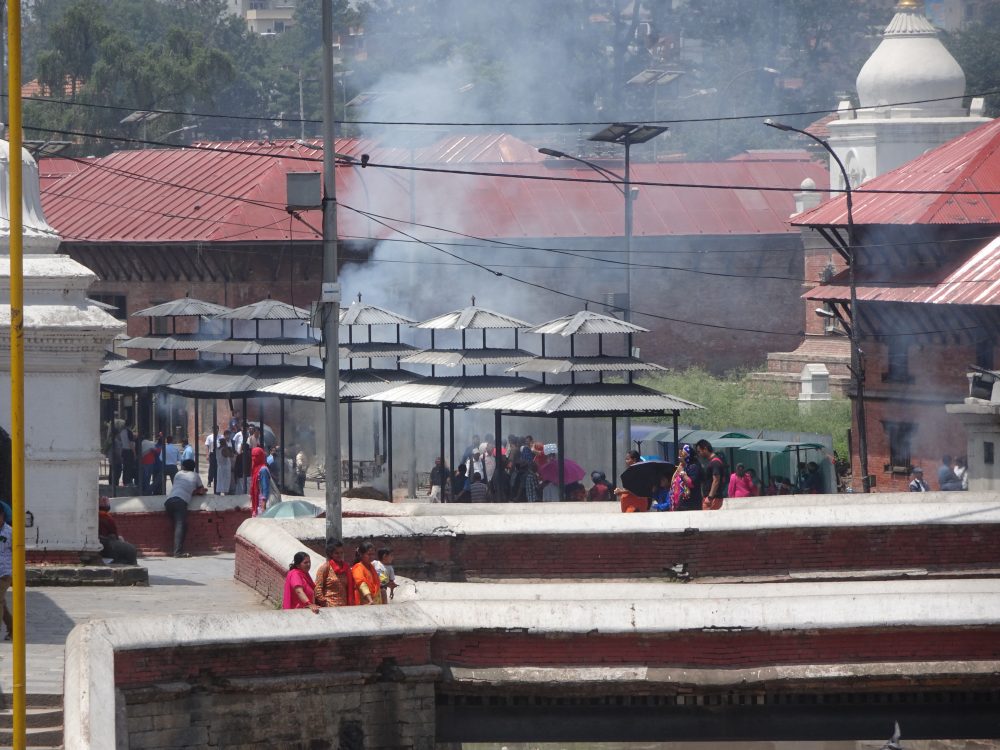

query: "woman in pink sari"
xmin=282 ymin=552 xmax=319 ymax=613
xmin=728 ymin=464 xmax=757 ymax=498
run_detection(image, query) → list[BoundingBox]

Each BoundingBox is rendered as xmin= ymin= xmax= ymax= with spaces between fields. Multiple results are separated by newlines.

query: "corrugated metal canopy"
xmin=794 ymin=118 xmax=1000 ymax=227
xmin=643 ymin=428 xmax=753 ymax=445
xmin=507 ymin=356 xmax=665 ymax=374
xmin=199 ymin=338 xmax=320 ymax=355
xmin=415 ymin=304 xmax=530 ymax=330
xmin=289 ymin=341 xmax=422 ymax=360
xmin=257 ymin=368 xmax=417 ymax=401
xmin=340 ymin=300 xmax=415 ymax=327
xmin=525 ymin=310 xmax=648 ymax=336
xmin=123 ymin=334 xmax=222 ymax=351
xmin=100 ymin=357 xmax=137 ymax=373
xmin=216 ymin=299 xmax=309 ymax=321
xmin=132 ymin=297 xmax=232 ymax=318
xmin=737 ymin=440 xmax=825 ymax=454
xmin=401 ymin=348 xmax=535 ymax=367
xmin=807 ymin=235 xmax=1000 ymax=306
xmin=468 ymin=383 xmax=703 ymax=415
xmin=166 ymin=365 xmax=318 ymax=398
xmin=362 ymin=375 xmax=534 ymax=406
xmin=100 ymin=360 xmax=216 ymax=392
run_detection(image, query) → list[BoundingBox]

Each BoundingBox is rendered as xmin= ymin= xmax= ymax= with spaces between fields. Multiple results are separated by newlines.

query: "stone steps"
xmin=0 ymin=695 xmax=63 ymax=748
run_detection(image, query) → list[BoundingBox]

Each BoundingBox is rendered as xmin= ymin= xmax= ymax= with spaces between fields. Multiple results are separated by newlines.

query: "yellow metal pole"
xmin=7 ymin=2 xmax=26 ymax=748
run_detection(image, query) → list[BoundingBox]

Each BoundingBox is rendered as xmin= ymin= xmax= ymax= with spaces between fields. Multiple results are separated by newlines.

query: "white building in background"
xmin=924 ymin=0 xmax=990 ymax=30
xmin=226 ymin=0 xmax=296 ymax=35
xmin=826 ymin=0 xmax=990 ymax=189
xmin=0 ymin=142 xmax=123 ymax=563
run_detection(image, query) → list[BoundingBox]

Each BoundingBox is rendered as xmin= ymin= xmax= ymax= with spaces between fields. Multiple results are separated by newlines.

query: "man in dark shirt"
xmin=695 ymin=439 xmax=726 ymax=510
xmin=429 ymin=457 xmax=449 ymax=502
xmin=938 ymin=455 xmax=962 ymax=491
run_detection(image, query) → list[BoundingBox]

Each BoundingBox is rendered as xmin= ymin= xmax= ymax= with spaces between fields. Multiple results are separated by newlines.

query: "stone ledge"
xmin=26 ymin=564 xmax=148 ymax=587
xmin=445 ymin=660 xmax=1000 ymax=689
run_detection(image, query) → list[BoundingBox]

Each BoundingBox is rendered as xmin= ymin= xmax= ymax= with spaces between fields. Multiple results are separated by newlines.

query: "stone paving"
xmin=3 ymin=554 xmax=271 ymax=695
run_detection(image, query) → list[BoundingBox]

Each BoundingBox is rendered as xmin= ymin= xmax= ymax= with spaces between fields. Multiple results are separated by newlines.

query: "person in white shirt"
xmin=164 ymin=460 xmax=207 ymax=557
xmin=204 ymin=426 xmax=219 ymax=491
xmin=231 ymin=426 xmax=246 ymax=493
xmin=163 ymin=435 xmax=181 ymax=486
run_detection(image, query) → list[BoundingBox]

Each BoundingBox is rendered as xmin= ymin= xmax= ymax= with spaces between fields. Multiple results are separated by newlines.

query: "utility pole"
xmin=321 ymin=0 xmax=342 ymax=539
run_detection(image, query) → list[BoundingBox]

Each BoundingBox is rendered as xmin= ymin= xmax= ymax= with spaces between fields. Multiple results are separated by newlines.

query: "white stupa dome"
xmin=856 ymin=0 xmax=966 ymax=116
xmin=0 ymin=138 xmax=62 ymax=253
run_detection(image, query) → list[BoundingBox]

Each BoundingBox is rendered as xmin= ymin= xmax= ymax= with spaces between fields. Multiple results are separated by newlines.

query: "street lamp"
xmin=765 ymin=118 xmax=870 ymax=493
xmin=539 ymin=123 xmax=667 ymax=451
xmin=587 ymin=123 xmax=668 ymax=324
xmin=715 ymin=67 xmax=780 ymax=155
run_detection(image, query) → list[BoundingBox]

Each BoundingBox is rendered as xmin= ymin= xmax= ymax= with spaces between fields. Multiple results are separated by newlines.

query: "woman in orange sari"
xmin=348 ymin=541 xmax=382 ymax=605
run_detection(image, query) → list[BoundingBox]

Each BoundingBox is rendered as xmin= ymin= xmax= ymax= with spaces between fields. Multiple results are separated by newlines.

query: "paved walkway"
xmin=3 ymin=554 xmax=270 ymax=695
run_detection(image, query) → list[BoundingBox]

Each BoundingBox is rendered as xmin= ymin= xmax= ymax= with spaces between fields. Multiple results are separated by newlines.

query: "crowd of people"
xmin=423 ymin=433 xmax=833 ymax=510
xmin=282 ymin=540 xmax=397 ymax=612
xmin=908 ymin=454 xmax=970 ymax=492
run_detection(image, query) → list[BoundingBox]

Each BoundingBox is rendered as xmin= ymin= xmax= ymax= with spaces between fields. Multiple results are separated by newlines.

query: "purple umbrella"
xmin=539 ymin=459 xmax=586 ymax=485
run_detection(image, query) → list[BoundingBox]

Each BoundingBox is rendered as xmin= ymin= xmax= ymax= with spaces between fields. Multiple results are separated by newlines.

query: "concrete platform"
xmin=6 ymin=553 xmax=270 ymax=696
xmin=26 ymin=564 xmax=148 ymax=588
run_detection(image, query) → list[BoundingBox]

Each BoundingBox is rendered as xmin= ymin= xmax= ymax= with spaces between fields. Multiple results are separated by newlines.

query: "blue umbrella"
xmin=260 ymin=500 xmax=323 ymax=519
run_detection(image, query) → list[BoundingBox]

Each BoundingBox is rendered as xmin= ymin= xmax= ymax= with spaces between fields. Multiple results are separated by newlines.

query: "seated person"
xmin=98 ymin=496 xmax=138 ymax=565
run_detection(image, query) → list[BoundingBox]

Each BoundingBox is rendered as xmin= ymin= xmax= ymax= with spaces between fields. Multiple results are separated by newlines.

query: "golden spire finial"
xmin=896 ymin=0 xmax=923 ymax=10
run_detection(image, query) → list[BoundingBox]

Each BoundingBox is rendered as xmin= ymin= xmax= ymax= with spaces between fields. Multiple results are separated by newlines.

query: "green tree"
xmin=942 ymin=4 xmax=1000 ymax=117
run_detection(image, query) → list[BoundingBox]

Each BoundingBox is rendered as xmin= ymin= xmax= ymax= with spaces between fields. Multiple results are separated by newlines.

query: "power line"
xmin=12 ymin=87 xmax=1000 ymax=127
xmin=35 ymin=151 xmax=1000 ymax=338
xmin=30 ymin=121 xmax=1000 ymax=200
xmin=47 ymin=148 xmax=1000 ymax=285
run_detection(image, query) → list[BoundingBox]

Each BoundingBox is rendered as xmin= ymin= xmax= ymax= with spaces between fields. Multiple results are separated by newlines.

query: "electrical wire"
xmin=12 ymin=87 xmax=1000 ymax=127
xmin=44 ymin=147 xmax=1000 ymax=285
xmin=28 ymin=121 xmax=1000 ymax=200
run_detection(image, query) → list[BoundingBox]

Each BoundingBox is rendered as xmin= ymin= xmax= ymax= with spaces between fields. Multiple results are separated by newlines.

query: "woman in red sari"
xmin=248 ymin=446 xmax=269 ymax=517
xmin=348 ymin=541 xmax=381 ymax=605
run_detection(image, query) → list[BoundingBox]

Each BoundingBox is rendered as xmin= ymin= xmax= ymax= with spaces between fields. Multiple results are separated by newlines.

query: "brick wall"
xmin=110 ymin=617 xmax=1000 ymax=749
xmin=121 ymin=669 xmax=436 ymax=750
xmin=851 ymin=338 xmax=976 ymax=493
xmin=113 ymin=508 xmax=250 ymax=556
xmin=429 ymin=626 xmax=1000 ymax=669
xmin=234 ymin=535 xmax=293 ymax=604
xmin=26 ymin=549 xmax=88 ymax=565
xmin=269 ymin=523 xmax=1000 ymax=595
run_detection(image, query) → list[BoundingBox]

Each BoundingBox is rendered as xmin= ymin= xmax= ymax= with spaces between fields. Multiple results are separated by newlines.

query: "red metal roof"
xmin=196 ymin=134 xmax=544 ymax=164
xmin=794 ymin=118 xmax=1000 ymax=227
xmin=40 ymin=139 xmax=827 ymax=243
xmin=38 ymin=157 xmax=86 ymax=193
xmin=807 ymin=235 xmax=1000 ymax=306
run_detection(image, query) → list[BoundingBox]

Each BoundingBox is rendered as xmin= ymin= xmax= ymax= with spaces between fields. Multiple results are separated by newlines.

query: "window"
xmin=89 ymin=293 xmax=127 ymax=320
xmin=884 ymin=338 xmax=911 ymax=383
xmin=986 ymin=441 xmax=995 ymax=466
xmin=150 ymin=301 xmax=169 ymax=335
xmin=883 ymin=421 xmax=915 ymax=472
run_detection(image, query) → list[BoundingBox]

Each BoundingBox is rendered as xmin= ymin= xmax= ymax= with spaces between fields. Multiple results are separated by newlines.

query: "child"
xmin=372 ymin=547 xmax=397 ymax=603
xmin=650 ymin=475 xmax=673 ymax=512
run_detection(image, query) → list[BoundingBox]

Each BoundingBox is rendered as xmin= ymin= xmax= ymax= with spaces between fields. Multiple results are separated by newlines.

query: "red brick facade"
xmin=113 ymin=508 xmax=250 ymax=557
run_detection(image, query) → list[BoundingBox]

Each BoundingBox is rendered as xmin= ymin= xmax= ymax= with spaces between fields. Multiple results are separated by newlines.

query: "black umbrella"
xmin=620 ymin=460 xmax=676 ymax=497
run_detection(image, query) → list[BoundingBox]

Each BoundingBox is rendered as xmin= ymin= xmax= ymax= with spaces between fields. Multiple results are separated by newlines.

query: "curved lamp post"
xmin=716 ymin=67 xmax=780 ymax=155
xmin=765 ymin=119 xmax=870 ymax=493
xmin=538 ymin=125 xmax=669 ymax=454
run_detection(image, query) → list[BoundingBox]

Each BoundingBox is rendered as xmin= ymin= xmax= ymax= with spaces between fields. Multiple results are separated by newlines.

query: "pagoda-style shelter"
xmin=364 ymin=299 xmax=534 ymax=493
xmin=470 ymin=310 xmax=702 ymax=497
